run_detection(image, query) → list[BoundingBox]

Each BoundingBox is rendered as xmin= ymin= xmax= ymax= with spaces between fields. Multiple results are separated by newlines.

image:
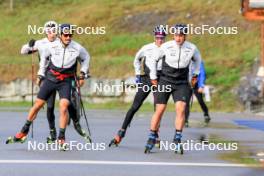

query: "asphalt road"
xmin=0 ymin=110 xmax=263 ymax=176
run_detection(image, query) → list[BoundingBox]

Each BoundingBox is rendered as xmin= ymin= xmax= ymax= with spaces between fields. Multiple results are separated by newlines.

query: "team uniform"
xmin=109 ymin=42 xmax=163 ymax=146
xmin=144 ymin=37 xmax=202 ymax=153
xmin=152 ymin=40 xmax=201 ymax=104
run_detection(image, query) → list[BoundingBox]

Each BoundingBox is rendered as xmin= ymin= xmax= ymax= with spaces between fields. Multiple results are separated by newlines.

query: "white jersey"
xmin=20 ymin=37 xmax=59 ymax=55
xmin=151 ymin=40 xmax=201 ymax=80
xmin=38 ymin=39 xmax=90 ymax=77
xmin=133 ymin=42 xmax=162 ymax=79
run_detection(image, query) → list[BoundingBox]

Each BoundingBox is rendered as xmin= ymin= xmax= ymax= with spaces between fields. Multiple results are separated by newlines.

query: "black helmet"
xmin=153 ymin=25 xmax=166 ymax=37
xmin=59 ymin=23 xmax=74 ymax=34
xmin=174 ymin=23 xmax=188 ymax=35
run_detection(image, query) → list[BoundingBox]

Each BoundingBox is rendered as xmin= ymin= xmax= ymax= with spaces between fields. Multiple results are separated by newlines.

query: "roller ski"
xmin=155 ymin=133 xmax=161 ymax=149
xmin=185 ymin=120 xmax=189 ymax=128
xmin=173 ymin=133 xmax=183 ymax=155
xmin=204 ymin=115 xmax=211 ymax=126
xmin=83 ymin=135 xmax=92 ymax=144
xmin=46 ymin=129 xmax=57 ymax=144
xmin=74 ymin=121 xmax=92 ymax=143
xmin=173 ymin=139 xmax=184 ymax=155
xmin=6 ymin=132 xmax=27 ymax=144
xmin=109 ymin=129 xmax=126 ymax=147
xmin=144 ymin=131 xmax=158 ymax=154
xmin=199 ymin=134 xmax=209 ymax=144
xmin=58 ymin=139 xmax=68 ymax=151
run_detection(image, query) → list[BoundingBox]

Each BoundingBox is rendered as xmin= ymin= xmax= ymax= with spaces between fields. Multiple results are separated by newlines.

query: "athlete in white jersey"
xmin=8 ymin=24 xmax=90 ymax=148
xmin=145 ymin=24 xmax=201 ymax=154
xmin=19 ymin=21 xmax=61 ymax=142
xmin=109 ymin=25 xmax=166 ymax=147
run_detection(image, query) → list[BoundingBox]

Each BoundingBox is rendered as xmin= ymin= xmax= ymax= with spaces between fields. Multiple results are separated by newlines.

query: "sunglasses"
xmin=62 ymin=34 xmax=73 ymax=38
xmin=155 ymin=37 xmax=165 ymax=40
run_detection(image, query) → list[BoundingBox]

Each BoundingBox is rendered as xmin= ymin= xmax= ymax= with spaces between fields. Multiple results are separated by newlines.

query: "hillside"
xmin=0 ymin=0 xmax=261 ymax=110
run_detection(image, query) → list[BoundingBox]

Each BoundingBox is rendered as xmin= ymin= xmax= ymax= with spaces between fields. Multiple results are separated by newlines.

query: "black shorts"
xmin=37 ymin=79 xmax=72 ymax=101
xmin=156 ymin=79 xmax=191 ymax=104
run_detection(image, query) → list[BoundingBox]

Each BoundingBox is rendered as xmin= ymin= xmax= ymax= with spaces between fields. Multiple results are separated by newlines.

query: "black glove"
xmin=28 ymin=39 xmax=36 ymax=47
xmin=36 ymin=75 xmax=45 ymax=86
xmin=191 ymin=74 xmax=198 ymax=88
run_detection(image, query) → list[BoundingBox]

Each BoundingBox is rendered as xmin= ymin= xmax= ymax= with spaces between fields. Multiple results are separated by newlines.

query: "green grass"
xmin=0 ymin=100 xmax=165 ymax=111
xmin=209 ymin=135 xmax=261 ymax=166
xmin=0 ymin=99 xmax=239 ymax=113
xmin=0 ymin=101 xmax=32 ymax=107
xmin=0 ymin=0 xmax=261 ymax=111
xmin=220 ymin=149 xmax=260 ymax=165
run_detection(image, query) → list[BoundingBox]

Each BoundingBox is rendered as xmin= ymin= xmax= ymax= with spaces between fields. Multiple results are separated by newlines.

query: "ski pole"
xmin=31 ymin=47 xmax=34 ymax=139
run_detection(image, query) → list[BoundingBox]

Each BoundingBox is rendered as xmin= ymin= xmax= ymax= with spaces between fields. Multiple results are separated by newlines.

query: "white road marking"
xmin=0 ymin=160 xmax=259 ymax=168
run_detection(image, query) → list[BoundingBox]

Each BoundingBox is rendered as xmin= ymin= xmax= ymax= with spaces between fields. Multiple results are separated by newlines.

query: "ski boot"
xmin=199 ymin=134 xmax=209 ymax=144
xmin=173 ymin=133 xmax=183 ymax=155
xmin=74 ymin=121 xmax=92 ymax=143
xmin=6 ymin=132 xmax=27 ymax=144
xmin=204 ymin=115 xmax=211 ymax=126
xmin=144 ymin=131 xmax=158 ymax=154
xmin=46 ymin=129 xmax=57 ymax=144
xmin=155 ymin=132 xmax=161 ymax=149
xmin=58 ymin=138 xmax=68 ymax=151
xmin=185 ymin=120 xmax=189 ymax=128
xmin=109 ymin=129 xmax=126 ymax=147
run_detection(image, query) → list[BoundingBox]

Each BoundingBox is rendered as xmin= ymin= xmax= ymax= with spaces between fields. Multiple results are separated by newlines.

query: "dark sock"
xmin=150 ymin=130 xmax=158 ymax=138
xmin=150 ymin=130 xmax=157 ymax=134
xmin=58 ymin=128 xmax=66 ymax=140
xmin=20 ymin=120 xmax=32 ymax=134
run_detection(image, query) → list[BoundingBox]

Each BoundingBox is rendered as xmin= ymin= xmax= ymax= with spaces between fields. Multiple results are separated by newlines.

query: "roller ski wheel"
xmin=199 ymin=134 xmax=209 ymax=144
xmin=58 ymin=139 xmax=68 ymax=151
xmin=155 ymin=132 xmax=161 ymax=148
xmin=46 ymin=129 xmax=57 ymax=144
xmin=83 ymin=134 xmax=92 ymax=143
xmin=74 ymin=122 xmax=92 ymax=143
xmin=155 ymin=138 xmax=161 ymax=149
xmin=144 ymin=141 xmax=155 ymax=154
xmin=144 ymin=131 xmax=157 ymax=154
xmin=201 ymin=121 xmax=209 ymax=128
xmin=174 ymin=143 xmax=184 ymax=155
xmin=6 ymin=133 xmax=27 ymax=144
xmin=108 ymin=135 xmax=122 ymax=147
xmin=46 ymin=137 xmax=56 ymax=144
xmin=173 ymin=132 xmax=183 ymax=155
xmin=144 ymin=146 xmax=151 ymax=154
xmin=144 ymin=143 xmax=155 ymax=154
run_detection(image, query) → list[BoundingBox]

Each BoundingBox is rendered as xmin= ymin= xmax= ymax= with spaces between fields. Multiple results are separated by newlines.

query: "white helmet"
xmin=44 ymin=21 xmax=58 ymax=34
